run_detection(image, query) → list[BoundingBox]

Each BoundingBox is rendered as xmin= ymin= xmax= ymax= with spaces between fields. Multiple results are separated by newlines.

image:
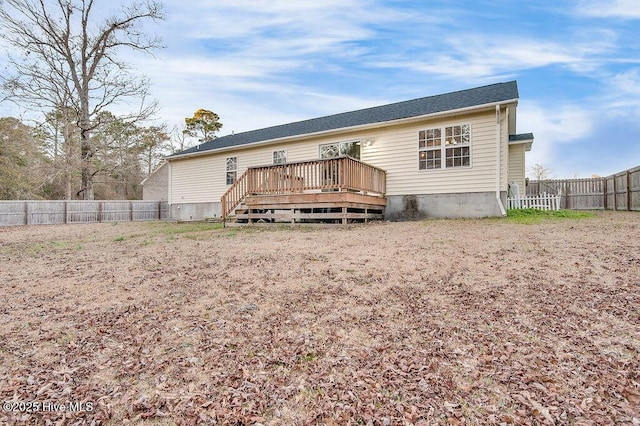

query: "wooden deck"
xmin=222 ymin=157 xmax=386 ymax=225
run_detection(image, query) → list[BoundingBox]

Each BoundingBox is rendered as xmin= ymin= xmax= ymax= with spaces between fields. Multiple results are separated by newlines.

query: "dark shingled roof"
xmin=509 ymin=133 xmax=534 ymax=142
xmin=173 ymin=81 xmax=519 ymax=157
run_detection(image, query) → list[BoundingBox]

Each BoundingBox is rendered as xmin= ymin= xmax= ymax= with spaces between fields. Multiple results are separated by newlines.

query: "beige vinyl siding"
xmin=361 ymin=109 xmax=507 ymax=196
xmin=170 ymin=140 xmax=319 ymax=204
xmin=508 ymin=144 xmax=526 ymax=194
xmin=169 ymin=107 xmax=511 ymax=203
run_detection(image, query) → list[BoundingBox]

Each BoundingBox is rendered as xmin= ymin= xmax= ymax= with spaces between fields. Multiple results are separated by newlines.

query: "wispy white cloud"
xmin=133 ymin=0 xmax=417 ymax=130
xmin=164 ymin=0 xmax=406 ymax=58
xmin=598 ymin=68 xmax=640 ymax=118
xmin=574 ymin=0 xmax=640 ymax=18
xmin=609 ymin=69 xmax=640 ymax=97
xmin=373 ymin=30 xmax=617 ymax=84
xmin=517 ymin=102 xmax=595 ymax=177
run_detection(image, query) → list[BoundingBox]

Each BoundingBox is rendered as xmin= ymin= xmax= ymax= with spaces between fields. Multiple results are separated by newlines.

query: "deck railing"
xmin=221 ymin=156 xmax=386 ymax=220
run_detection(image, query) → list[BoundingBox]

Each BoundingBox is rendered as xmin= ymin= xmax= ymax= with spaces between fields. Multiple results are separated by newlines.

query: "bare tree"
xmin=529 ymin=163 xmax=552 ymax=181
xmin=40 ymin=107 xmax=81 ymax=199
xmin=169 ymin=123 xmax=191 ymax=154
xmin=0 ymin=117 xmax=50 ymax=199
xmin=138 ymin=125 xmax=169 ymax=175
xmin=0 ymin=0 xmax=164 ymax=199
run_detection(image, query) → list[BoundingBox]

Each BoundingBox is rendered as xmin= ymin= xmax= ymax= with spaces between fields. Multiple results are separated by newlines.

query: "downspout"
xmin=496 ymin=105 xmax=507 ymax=216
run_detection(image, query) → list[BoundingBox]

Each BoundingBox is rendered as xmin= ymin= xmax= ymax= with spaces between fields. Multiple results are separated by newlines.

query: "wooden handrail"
xmin=221 ymin=157 xmax=386 ymax=220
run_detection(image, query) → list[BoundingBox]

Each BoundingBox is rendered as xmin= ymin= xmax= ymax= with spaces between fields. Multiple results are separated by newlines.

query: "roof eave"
xmin=167 ymin=98 xmax=520 ymax=161
xmin=509 ymin=139 xmax=533 ymax=151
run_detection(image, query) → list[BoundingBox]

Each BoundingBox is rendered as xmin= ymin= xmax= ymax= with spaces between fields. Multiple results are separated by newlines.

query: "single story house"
xmin=161 ymin=81 xmax=533 ymax=223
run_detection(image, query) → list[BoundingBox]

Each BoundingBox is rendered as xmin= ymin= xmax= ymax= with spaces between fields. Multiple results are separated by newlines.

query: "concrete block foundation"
xmin=169 ymin=202 xmax=221 ymax=222
xmin=385 ymin=192 xmax=507 ymax=221
xmin=170 ymin=192 xmax=507 ymax=222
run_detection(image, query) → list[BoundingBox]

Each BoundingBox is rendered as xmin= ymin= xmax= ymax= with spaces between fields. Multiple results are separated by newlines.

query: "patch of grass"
xmin=113 ymin=236 xmax=125 ymax=242
xmin=506 ymin=208 xmax=595 ymax=224
xmin=149 ymin=221 xmax=223 ymax=236
xmin=26 ymin=243 xmax=47 ymax=255
xmin=301 ymin=352 xmax=318 ymax=362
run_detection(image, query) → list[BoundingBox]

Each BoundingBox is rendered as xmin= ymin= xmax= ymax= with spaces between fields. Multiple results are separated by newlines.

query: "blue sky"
xmin=2 ymin=0 xmax=639 ymax=178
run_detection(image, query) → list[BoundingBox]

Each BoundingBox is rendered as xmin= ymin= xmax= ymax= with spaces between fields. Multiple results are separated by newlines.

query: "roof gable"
xmin=173 ymin=81 xmax=519 ymax=157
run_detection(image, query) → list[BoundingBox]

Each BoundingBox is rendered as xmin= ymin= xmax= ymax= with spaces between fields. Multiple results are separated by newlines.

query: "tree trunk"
xmin=65 ymin=172 xmax=72 ymax=200
xmin=79 ymin=99 xmax=94 ymax=200
xmin=63 ymin=116 xmax=73 ymax=200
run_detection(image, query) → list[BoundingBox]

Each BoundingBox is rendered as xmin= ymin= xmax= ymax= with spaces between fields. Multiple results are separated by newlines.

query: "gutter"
xmin=496 ymin=105 xmax=507 ymax=216
xmin=167 ymin=98 xmax=520 ymax=161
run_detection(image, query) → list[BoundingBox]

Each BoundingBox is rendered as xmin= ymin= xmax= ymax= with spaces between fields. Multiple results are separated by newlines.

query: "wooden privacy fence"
xmin=603 ymin=166 xmax=640 ymax=211
xmin=526 ymin=165 xmax=640 ymax=211
xmin=507 ymin=193 xmax=561 ymax=211
xmin=221 ymin=157 xmax=386 ymax=220
xmin=0 ymin=200 xmax=169 ymax=227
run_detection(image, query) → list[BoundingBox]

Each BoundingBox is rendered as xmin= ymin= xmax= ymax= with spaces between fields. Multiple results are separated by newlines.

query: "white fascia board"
xmin=167 ymin=99 xmax=520 ymax=161
xmin=509 ymin=139 xmax=534 ymax=151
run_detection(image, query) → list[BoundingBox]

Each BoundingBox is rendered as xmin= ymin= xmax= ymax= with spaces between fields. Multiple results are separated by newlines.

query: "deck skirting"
xmin=230 ymin=192 xmax=386 ymax=225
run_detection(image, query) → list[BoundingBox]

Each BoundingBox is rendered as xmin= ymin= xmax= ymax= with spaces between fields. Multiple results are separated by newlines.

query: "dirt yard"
xmin=0 ymin=212 xmax=639 ymax=425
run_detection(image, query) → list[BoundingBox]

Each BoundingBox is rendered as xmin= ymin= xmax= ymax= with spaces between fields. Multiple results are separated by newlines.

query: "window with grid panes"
xmin=419 ymin=124 xmax=470 ymax=170
xmin=226 ymin=157 xmax=237 ymax=185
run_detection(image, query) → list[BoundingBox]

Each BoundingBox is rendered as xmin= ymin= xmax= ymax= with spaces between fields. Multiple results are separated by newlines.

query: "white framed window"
xmin=418 ymin=128 xmax=441 ymax=170
xmin=273 ymin=149 xmax=287 ymax=164
xmin=319 ymin=141 xmax=361 ymax=159
xmin=419 ymin=124 xmax=470 ymax=170
xmin=226 ymin=157 xmax=237 ymax=185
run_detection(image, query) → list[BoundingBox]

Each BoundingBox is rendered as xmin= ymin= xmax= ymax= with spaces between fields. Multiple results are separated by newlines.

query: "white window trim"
xmin=319 ymin=140 xmax=362 ymax=159
xmin=273 ymin=149 xmax=287 ymax=164
xmin=226 ymin=156 xmax=238 ymax=185
xmin=418 ymin=124 xmax=472 ymax=171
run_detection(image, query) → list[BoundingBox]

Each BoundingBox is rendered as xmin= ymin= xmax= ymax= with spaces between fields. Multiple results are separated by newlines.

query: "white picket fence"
xmin=507 ymin=192 xmax=561 ymax=211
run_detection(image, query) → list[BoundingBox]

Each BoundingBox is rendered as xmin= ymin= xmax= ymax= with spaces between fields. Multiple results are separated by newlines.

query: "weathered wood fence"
xmin=0 ymin=200 xmax=169 ymax=227
xmin=526 ymin=165 xmax=640 ymax=211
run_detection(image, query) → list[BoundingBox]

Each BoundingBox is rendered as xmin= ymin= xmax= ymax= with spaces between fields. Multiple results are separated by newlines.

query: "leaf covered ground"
xmin=0 ymin=212 xmax=639 ymax=425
